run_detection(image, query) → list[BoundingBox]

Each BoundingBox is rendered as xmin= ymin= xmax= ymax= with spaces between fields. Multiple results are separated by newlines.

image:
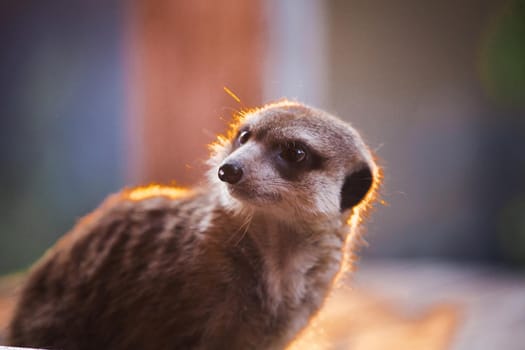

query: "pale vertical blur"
xmin=126 ymin=0 xmax=265 ymax=186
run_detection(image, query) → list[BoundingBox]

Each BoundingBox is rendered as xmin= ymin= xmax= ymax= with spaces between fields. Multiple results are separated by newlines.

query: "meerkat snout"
xmin=218 ymin=162 xmax=243 ymax=184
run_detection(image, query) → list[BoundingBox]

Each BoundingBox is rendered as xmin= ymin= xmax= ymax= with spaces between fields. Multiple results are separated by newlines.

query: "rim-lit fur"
xmin=7 ymin=100 xmax=380 ymax=350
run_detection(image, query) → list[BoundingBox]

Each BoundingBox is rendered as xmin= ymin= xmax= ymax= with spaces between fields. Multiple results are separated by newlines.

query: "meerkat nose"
xmin=218 ymin=163 xmax=243 ymax=184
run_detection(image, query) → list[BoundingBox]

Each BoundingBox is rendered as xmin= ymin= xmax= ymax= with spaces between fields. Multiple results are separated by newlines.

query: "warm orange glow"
xmin=288 ymin=288 xmax=460 ymax=350
xmin=223 ymin=86 xmax=242 ymax=103
xmin=257 ymin=98 xmax=301 ymax=109
xmin=125 ymin=184 xmax=191 ymax=201
xmin=334 ymin=164 xmax=384 ymax=282
xmin=0 ymin=274 xmax=23 ymax=336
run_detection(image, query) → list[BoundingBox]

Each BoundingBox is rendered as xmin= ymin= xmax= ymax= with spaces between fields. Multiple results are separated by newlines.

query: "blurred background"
xmin=1 ymin=0 xmax=524 ymax=348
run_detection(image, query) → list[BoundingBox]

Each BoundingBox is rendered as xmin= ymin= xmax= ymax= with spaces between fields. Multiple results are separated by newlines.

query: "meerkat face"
xmin=209 ymin=101 xmax=377 ymax=219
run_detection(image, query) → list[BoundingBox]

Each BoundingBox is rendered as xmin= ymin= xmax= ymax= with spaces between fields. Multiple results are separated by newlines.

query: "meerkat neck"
xmin=244 ymin=213 xmax=346 ymax=316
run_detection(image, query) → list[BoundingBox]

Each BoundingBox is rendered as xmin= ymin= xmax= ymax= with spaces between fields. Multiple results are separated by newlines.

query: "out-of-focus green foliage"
xmin=481 ymin=0 xmax=525 ymax=108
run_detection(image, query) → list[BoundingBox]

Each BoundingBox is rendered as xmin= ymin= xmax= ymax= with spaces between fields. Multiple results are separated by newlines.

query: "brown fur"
xmin=7 ymin=101 xmax=379 ymax=350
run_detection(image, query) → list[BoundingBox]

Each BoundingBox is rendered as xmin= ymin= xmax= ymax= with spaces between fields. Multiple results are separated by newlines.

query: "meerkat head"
xmin=208 ymin=100 xmax=379 ymax=221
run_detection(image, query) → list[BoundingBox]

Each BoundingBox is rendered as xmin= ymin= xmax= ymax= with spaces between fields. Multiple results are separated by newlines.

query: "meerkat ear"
xmin=340 ymin=165 xmax=373 ymax=211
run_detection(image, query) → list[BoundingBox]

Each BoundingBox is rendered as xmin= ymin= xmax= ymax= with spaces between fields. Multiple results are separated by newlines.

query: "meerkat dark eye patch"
xmin=340 ymin=165 xmax=373 ymax=211
xmin=280 ymin=142 xmax=307 ymax=163
xmin=274 ymin=141 xmax=325 ymax=181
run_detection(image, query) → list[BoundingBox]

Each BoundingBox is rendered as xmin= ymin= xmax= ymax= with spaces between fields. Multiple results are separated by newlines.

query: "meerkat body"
xmin=7 ymin=101 xmax=379 ymax=350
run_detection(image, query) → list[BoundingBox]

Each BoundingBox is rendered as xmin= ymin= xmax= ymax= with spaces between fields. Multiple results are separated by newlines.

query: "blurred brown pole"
xmin=126 ymin=1 xmax=265 ymax=186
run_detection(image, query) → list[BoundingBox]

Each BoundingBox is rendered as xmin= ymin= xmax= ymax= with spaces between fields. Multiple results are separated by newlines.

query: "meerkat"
xmin=7 ymin=100 xmax=380 ymax=350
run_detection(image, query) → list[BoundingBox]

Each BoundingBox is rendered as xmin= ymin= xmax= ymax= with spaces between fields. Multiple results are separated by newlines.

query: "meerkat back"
xmin=7 ymin=100 xmax=380 ymax=350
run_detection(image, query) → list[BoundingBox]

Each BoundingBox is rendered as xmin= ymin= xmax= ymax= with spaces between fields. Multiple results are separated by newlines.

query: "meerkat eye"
xmin=280 ymin=142 xmax=307 ymax=163
xmin=238 ymin=130 xmax=251 ymax=144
